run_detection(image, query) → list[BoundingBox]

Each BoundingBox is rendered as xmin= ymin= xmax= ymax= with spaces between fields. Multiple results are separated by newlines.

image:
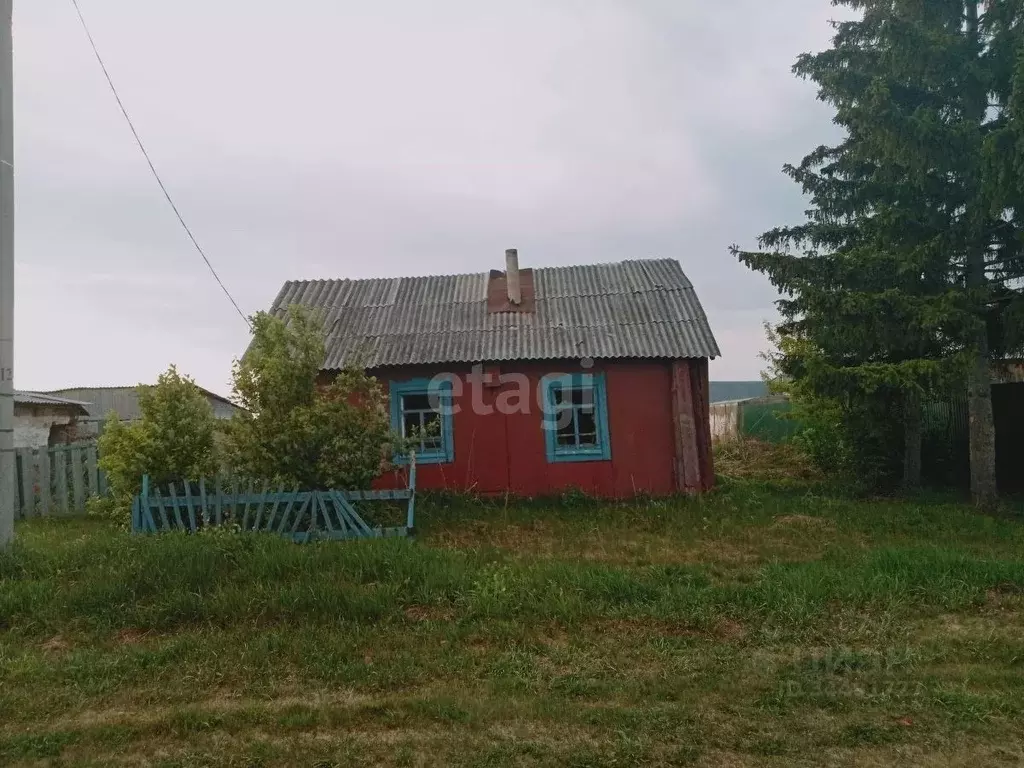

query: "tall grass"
xmin=3 ymin=503 xmax=1022 ymax=639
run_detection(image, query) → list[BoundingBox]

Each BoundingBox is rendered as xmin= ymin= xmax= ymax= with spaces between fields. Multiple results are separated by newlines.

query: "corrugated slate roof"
xmin=14 ymin=391 xmax=91 ymax=409
xmin=271 ymin=259 xmax=720 ymax=368
xmin=45 ymin=386 xmax=240 ymax=421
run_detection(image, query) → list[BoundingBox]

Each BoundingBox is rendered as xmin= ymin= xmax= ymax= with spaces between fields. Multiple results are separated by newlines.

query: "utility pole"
xmin=0 ymin=0 xmax=13 ymax=547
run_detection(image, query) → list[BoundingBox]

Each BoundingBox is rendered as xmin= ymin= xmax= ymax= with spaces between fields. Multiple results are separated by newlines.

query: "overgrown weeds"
xmin=714 ymin=438 xmax=823 ymax=484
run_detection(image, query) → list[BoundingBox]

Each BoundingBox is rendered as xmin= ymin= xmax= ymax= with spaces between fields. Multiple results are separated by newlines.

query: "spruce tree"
xmin=734 ymin=0 xmax=1024 ymax=504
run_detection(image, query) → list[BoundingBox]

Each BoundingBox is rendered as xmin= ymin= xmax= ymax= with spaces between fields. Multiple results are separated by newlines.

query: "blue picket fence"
xmin=131 ymin=464 xmax=416 ymax=542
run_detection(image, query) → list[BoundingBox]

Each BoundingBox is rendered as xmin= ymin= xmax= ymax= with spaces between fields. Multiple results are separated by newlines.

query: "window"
xmin=541 ymin=373 xmax=611 ymax=462
xmin=390 ymin=378 xmax=454 ymax=465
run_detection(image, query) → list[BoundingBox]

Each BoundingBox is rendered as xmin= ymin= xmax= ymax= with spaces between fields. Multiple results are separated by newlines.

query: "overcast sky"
xmin=14 ymin=1 xmax=844 ymax=395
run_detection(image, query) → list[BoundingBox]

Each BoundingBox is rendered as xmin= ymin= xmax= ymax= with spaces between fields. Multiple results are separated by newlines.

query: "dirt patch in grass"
xmin=588 ymin=617 xmax=704 ymax=639
xmin=671 ymin=539 xmax=763 ymax=566
xmin=773 ymin=514 xmax=836 ymax=529
xmin=435 ymin=524 xmax=821 ymax=568
xmin=985 ymin=583 xmax=1024 ymax=611
xmin=114 ymin=628 xmax=152 ymax=646
xmin=403 ymin=604 xmax=455 ymax=623
xmin=686 ymin=527 xmax=857 ymax=573
xmin=487 ymin=721 xmax=605 ymax=750
xmin=56 ymin=725 xmax=453 ymax=767
xmin=535 ymin=623 xmax=570 ymax=649
xmin=915 ymin=605 xmax=1024 ymax=644
xmin=713 ymin=619 xmax=748 ymax=642
xmin=582 ymin=616 xmax=749 ymax=644
xmin=40 ymin=634 xmax=71 ymax=654
xmin=693 ymin=751 xmax=761 ymax=768
xmin=46 ymin=699 xmax=618 ymax=766
xmin=429 ymin=519 xmax=560 ymax=554
xmin=38 ymin=689 xmax=392 ymax=732
xmin=462 ymin=634 xmax=495 ymax=655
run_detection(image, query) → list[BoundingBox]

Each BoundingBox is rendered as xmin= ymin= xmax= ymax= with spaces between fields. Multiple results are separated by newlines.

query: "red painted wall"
xmin=362 ymin=359 xmax=682 ymax=498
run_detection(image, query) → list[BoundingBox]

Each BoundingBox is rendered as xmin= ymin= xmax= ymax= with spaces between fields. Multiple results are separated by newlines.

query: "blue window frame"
xmin=540 ymin=373 xmax=611 ymax=463
xmin=390 ymin=378 xmax=454 ymax=465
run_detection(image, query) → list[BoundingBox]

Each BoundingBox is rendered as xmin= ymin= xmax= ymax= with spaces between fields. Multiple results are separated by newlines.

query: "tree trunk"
xmin=902 ymin=388 xmax=922 ymax=492
xmin=963 ymin=1 xmax=999 ymax=508
xmin=967 ymin=326 xmax=998 ymax=507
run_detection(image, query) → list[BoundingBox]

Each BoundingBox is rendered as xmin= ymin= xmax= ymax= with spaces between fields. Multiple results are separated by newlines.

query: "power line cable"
xmin=69 ymin=0 xmax=251 ymax=328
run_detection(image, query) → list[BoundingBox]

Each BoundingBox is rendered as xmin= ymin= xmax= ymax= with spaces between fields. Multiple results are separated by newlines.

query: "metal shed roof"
xmin=271 ymin=258 xmax=720 ymax=369
xmin=44 ymin=386 xmax=238 ymax=421
xmin=14 ymin=391 xmax=91 ymax=409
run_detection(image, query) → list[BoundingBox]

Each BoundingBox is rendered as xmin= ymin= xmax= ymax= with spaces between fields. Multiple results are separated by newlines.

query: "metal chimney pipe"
xmin=505 ymin=248 xmax=521 ymax=305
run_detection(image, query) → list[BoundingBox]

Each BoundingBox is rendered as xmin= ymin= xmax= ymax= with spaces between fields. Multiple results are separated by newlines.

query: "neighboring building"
xmin=13 ymin=391 xmax=91 ymax=449
xmin=268 ymin=253 xmax=720 ymax=497
xmin=44 ymin=385 xmax=240 ymax=436
xmin=993 ymin=358 xmax=1024 ymax=384
xmin=988 ymin=359 xmax=1024 ymax=492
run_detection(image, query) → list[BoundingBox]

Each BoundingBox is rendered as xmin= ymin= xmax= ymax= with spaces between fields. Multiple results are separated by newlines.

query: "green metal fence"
xmin=739 ymin=399 xmax=804 ymax=443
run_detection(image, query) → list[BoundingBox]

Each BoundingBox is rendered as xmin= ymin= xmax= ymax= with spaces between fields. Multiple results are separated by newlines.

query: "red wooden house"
xmin=270 ymin=251 xmax=720 ymax=497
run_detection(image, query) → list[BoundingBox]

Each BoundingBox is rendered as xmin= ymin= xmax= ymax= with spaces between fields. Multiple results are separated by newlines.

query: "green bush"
xmin=762 ymin=326 xmax=905 ymax=491
xmin=96 ymin=366 xmax=218 ymax=524
xmin=221 ymin=307 xmax=394 ymax=490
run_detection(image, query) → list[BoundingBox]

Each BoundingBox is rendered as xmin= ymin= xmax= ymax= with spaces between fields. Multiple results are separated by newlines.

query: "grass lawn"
xmin=1 ymin=478 xmax=1023 ymax=766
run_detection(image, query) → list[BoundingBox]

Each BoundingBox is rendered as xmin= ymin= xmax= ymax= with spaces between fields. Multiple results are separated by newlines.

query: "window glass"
xmin=542 ymin=375 xmax=610 ymax=462
xmin=390 ymin=379 xmax=453 ymax=465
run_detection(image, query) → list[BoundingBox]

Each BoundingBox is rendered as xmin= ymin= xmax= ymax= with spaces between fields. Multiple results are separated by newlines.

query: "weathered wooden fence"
xmin=15 ymin=442 xmax=106 ymax=518
xmin=132 ymin=463 xmax=416 ymax=543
